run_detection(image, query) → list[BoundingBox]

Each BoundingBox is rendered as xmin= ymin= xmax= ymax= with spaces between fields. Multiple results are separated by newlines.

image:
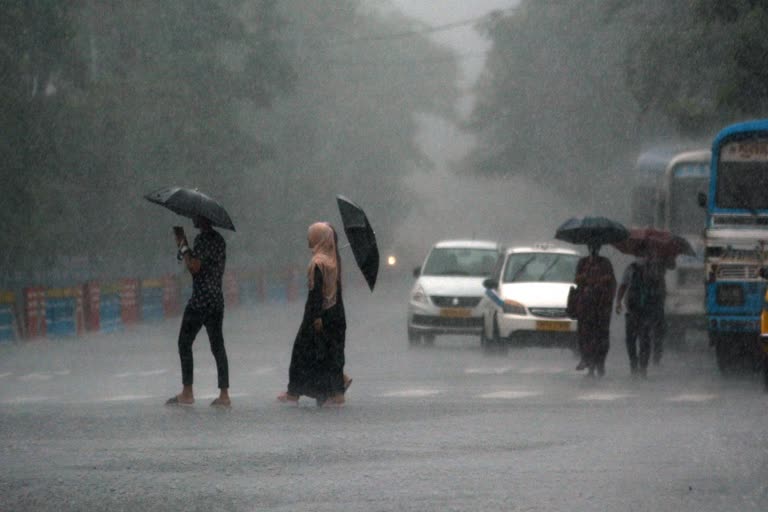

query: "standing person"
xmin=166 ymin=215 xmax=231 ymax=407
xmin=616 ymin=251 xmax=666 ymax=377
xmin=647 ymin=256 xmax=673 ymax=365
xmin=574 ymin=243 xmax=616 ymax=377
xmin=278 ymin=222 xmax=351 ymax=407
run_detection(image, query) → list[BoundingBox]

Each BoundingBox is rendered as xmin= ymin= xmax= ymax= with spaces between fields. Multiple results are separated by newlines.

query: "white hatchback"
xmin=407 ymin=240 xmax=503 ymax=346
xmin=478 ymin=244 xmax=580 ymax=353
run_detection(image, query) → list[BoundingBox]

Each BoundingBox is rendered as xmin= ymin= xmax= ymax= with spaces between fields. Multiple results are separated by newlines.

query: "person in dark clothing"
xmin=574 ymin=243 xmax=616 ymax=377
xmin=616 ymin=254 xmax=666 ymax=377
xmin=166 ymin=215 xmax=231 ymax=407
xmin=278 ymin=222 xmax=351 ymax=407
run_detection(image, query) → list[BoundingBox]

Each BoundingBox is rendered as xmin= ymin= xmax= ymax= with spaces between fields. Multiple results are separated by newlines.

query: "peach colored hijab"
xmin=307 ymin=222 xmax=339 ymax=309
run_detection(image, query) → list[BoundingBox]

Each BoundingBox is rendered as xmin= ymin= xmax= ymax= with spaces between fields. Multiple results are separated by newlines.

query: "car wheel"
xmin=480 ymin=319 xmax=489 ymax=350
xmin=484 ymin=316 xmax=507 ymax=355
xmin=763 ymin=353 xmax=768 ymax=392
xmin=408 ymin=327 xmax=421 ymax=346
xmin=422 ymin=333 xmax=436 ymax=346
xmin=715 ymin=335 xmax=733 ymax=375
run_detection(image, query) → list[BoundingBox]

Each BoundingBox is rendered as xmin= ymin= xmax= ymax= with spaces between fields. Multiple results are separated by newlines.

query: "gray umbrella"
xmin=145 ymin=186 xmax=236 ymax=231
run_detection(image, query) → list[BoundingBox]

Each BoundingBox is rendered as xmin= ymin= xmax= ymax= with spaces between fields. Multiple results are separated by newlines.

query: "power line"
xmin=331 ymin=6 xmax=517 ymax=45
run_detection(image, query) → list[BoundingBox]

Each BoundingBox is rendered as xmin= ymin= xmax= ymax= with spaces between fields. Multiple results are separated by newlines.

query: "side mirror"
xmin=413 ymin=266 xmax=421 ymax=278
xmin=483 ymin=278 xmax=498 ymax=289
xmin=697 ymin=192 xmax=707 ymax=208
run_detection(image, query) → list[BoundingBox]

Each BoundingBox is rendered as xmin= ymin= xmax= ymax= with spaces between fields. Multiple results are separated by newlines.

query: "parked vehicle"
xmin=700 ymin=119 xmax=768 ymax=374
xmin=407 ymin=240 xmax=502 ymax=346
xmin=478 ymin=244 xmax=580 ymax=354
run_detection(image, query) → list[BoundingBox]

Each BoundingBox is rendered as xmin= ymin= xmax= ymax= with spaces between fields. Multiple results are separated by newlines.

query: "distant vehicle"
xmin=701 ymin=119 xmax=768 ymax=375
xmin=407 ymin=240 xmax=503 ymax=346
xmin=654 ymin=149 xmax=710 ymax=340
xmin=478 ymin=244 xmax=580 ymax=354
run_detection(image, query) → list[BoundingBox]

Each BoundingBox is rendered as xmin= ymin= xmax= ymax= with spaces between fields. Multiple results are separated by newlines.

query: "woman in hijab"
xmin=278 ymin=222 xmax=351 ymax=406
xmin=574 ymin=243 xmax=616 ymax=377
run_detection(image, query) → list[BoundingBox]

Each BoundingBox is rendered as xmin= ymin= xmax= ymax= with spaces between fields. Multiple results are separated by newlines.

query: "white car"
xmin=407 ymin=240 xmax=503 ymax=346
xmin=479 ymin=244 xmax=580 ymax=353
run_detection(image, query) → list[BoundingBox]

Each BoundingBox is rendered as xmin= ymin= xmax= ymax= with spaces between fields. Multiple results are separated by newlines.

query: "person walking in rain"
xmin=278 ymin=222 xmax=352 ymax=407
xmin=616 ymin=248 xmax=666 ymax=377
xmin=574 ymin=243 xmax=616 ymax=377
xmin=166 ymin=215 xmax=231 ymax=407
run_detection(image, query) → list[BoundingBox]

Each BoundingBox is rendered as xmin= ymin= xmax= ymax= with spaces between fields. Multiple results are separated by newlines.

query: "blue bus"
xmin=702 ymin=119 xmax=768 ymax=373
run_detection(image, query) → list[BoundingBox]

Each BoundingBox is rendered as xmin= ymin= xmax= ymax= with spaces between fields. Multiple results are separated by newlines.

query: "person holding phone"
xmin=166 ymin=215 xmax=231 ymax=407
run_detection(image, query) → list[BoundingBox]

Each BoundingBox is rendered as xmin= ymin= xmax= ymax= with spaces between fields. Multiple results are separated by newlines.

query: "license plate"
xmin=440 ymin=307 xmax=471 ymax=318
xmin=536 ymin=320 xmax=570 ymax=332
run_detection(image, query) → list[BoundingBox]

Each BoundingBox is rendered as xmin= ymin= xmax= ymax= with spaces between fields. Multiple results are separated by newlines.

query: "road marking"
xmin=577 ymin=392 xmax=632 ymax=401
xmin=667 ymin=393 xmax=718 ymax=403
xmin=464 ymin=367 xmax=513 ymax=375
xmin=0 ymin=372 xmax=12 ymax=379
xmin=479 ymin=390 xmax=542 ymax=399
xmin=1 ymin=396 xmax=54 ymax=404
xmin=517 ymin=367 xmax=567 ymax=375
xmin=18 ymin=372 xmax=53 ymax=382
xmin=379 ymin=389 xmax=441 ymax=398
xmin=115 ymin=369 xmax=168 ymax=378
xmin=101 ymin=394 xmax=158 ymax=402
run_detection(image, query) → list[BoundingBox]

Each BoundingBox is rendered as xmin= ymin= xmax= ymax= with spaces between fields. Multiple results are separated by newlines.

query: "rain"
xmin=2 ymin=1 xmax=768 ymax=510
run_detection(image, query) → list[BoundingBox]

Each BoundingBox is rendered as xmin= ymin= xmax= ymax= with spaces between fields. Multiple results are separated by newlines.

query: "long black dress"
xmin=287 ymin=265 xmax=347 ymax=402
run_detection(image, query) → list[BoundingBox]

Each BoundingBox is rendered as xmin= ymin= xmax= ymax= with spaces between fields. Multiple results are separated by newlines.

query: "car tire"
xmin=408 ymin=327 xmax=421 ymax=346
xmin=422 ymin=333 xmax=436 ymax=346
xmin=763 ymin=354 xmax=768 ymax=392
xmin=484 ymin=316 xmax=507 ymax=355
xmin=715 ymin=335 xmax=733 ymax=375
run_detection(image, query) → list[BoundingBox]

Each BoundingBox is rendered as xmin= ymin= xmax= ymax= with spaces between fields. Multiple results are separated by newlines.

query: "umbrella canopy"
xmin=144 ymin=186 xmax=236 ymax=231
xmin=612 ymin=227 xmax=695 ymax=259
xmin=336 ymin=195 xmax=379 ymax=291
xmin=555 ymin=216 xmax=629 ymax=246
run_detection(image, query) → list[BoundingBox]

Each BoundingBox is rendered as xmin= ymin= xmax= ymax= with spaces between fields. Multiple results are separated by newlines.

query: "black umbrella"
xmin=555 ymin=216 xmax=628 ymax=246
xmin=145 ymin=186 xmax=236 ymax=231
xmin=336 ymin=195 xmax=379 ymax=291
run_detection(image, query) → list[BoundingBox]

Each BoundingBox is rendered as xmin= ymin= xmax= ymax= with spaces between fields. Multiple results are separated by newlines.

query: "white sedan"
xmin=479 ymin=245 xmax=580 ymax=353
xmin=408 ymin=240 xmax=503 ymax=346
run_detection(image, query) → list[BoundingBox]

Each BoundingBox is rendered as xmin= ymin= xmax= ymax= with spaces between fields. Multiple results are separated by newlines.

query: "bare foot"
xmin=166 ymin=394 xmax=194 ymax=406
xmin=210 ymin=397 xmax=231 ymax=408
xmin=277 ymin=392 xmax=299 ymax=404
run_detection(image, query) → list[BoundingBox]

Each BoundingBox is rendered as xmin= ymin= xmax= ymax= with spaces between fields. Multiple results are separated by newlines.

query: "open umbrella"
xmin=555 ymin=216 xmax=629 ymax=246
xmin=336 ymin=195 xmax=379 ymax=291
xmin=612 ymin=227 xmax=695 ymax=259
xmin=145 ymin=186 xmax=236 ymax=231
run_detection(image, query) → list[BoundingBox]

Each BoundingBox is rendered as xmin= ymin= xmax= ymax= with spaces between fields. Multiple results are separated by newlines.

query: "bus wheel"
xmin=715 ymin=336 xmax=733 ymax=375
xmin=763 ymin=354 xmax=768 ymax=392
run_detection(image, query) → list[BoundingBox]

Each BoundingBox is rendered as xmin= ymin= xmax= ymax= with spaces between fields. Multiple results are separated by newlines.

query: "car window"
xmin=422 ymin=248 xmax=498 ymax=277
xmin=503 ymin=253 xmax=578 ymax=283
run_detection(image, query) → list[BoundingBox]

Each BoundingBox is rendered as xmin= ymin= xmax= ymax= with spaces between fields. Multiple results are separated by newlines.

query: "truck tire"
xmin=408 ymin=327 xmax=421 ymax=346
xmin=715 ymin=336 xmax=732 ymax=375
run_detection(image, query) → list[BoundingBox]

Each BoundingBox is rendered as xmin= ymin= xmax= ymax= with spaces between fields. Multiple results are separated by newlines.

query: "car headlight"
xmin=502 ymin=299 xmax=526 ymax=315
xmin=411 ymin=284 xmax=429 ymax=304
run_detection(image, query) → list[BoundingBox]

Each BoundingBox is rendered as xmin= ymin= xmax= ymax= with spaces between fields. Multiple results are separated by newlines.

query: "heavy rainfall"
xmin=2 ymin=1 xmax=768 ymax=511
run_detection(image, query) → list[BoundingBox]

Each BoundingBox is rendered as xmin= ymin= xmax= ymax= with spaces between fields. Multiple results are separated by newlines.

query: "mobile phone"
xmin=173 ymin=226 xmax=185 ymax=238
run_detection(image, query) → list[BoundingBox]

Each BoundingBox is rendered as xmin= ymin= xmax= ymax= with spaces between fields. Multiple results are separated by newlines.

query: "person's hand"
xmin=313 ymin=318 xmax=323 ymax=333
xmin=176 ymin=234 xmax=188 ymax=248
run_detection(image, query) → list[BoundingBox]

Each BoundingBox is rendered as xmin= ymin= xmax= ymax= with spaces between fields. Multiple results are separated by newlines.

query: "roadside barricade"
xmin=120 ymin=279 xmax=139 ymax=325
xmin=99 ymin=282 xmax=123 ymax=333
xmin=83 ymin=281 xmax=100 ymax=332
xmin=141 ymin=279 xmax=165 ymax=322
xmin=238 ymin=270 xmax=265 ymax=304
xmin=23 ymin=287 xmax=46 ymax=339
xmin=162 ymin=275 xmax=181 ymax=317
xmin=45 ymin=287 xmax=84 ymax=337
xmin=0 ymin=291 xmax=18 ymax=342
xmin=224 ymin=271 xmax=240 ymax=308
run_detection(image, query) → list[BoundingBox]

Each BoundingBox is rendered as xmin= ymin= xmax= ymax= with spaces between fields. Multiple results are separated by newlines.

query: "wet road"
xmin=1 ymin=278 xmax=767 ymax=511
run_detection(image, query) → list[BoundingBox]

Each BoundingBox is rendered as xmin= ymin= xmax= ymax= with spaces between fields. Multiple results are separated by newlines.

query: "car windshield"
xmin=503 ymin=253 xmax=579 ymax=283
xmin=421 ymin=247 xmax=498 ymax=277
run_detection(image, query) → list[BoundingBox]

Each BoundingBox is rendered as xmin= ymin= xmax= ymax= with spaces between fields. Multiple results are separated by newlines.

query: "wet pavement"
xmin=1 ymin=278 xmax=767 ymax=511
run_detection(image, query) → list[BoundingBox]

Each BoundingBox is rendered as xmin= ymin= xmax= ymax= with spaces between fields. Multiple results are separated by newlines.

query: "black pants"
xmin=178 ymin=306 xmax=229 ymax=389
xmin=625 ymin=306 xmax=663 ymax=371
